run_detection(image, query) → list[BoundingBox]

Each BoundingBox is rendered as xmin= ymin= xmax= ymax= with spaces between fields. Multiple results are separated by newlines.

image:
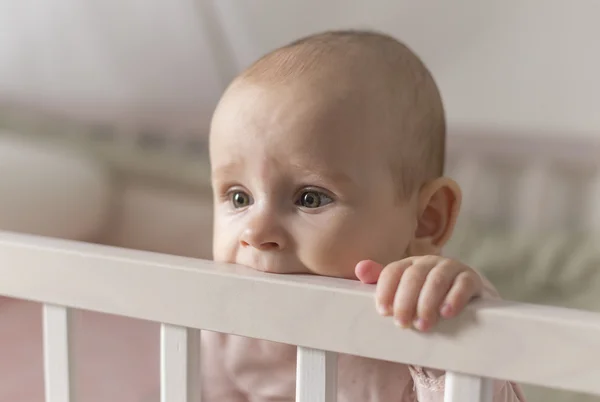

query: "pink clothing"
xmin=200 ymin=278 xmax=527 ymax=402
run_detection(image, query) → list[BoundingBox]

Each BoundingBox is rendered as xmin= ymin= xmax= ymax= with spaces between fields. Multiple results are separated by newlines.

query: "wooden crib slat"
xmin=160 ymin=324 xmax=202 ymax=402
xmin=6 ymin=231 xmax=600 ymax=395
xmin=42 ymin=304 xmax=74 ymax=402
xmin=296 ymin=347 xmax=337 ymax=402
xmin=444 ymin=372 xmax=493 ymax=402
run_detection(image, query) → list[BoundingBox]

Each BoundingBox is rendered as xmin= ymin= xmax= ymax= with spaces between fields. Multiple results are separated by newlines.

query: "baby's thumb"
xmin=355 ymin=260 xmax=384 ymax=284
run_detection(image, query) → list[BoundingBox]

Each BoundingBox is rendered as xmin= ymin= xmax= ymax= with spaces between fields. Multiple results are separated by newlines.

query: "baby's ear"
xmin=410 ymin=177 xmax=462 ymax=255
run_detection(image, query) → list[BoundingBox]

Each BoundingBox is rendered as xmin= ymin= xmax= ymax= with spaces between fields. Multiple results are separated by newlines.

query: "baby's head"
xmin=209 ymin=30 xmax=461 ymax=279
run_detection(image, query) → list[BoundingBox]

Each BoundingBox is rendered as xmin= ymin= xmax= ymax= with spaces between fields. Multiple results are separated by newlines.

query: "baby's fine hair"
xmin=238 ymin=29 xmax=446 ymax=197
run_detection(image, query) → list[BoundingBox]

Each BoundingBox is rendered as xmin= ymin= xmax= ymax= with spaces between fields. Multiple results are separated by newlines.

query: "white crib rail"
xmin=445 ymin=373 xmax=493 ymax=402
xmin=296 ymin=347 xmax=338 ymax=402
xmin=1 ymin=231 xmax=600 ymax=401
xmin=160 ymin=325 xmax=202 ymax=402
xmin=42 ymin=304 xmax=75 ymax=402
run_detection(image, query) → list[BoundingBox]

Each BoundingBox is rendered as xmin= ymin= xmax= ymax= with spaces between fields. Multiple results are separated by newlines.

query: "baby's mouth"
xmin=234 ymin=254 xmax=285 ymax=274
xmin=237 ymin=254 xmax=307 ymax=275
xmin=249 ymin=262 xmax=291 ymax=274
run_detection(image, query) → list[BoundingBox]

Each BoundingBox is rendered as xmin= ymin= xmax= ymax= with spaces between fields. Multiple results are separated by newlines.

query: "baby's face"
xmin=209 ymin=82 xmax=418 ymax=279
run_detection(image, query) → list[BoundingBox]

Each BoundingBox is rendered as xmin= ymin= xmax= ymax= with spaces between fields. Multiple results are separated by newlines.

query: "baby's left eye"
xmin=295 ymin=190 xmax=333 ymax=209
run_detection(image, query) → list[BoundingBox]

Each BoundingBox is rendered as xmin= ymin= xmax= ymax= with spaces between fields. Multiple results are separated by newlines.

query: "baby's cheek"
xmin=211 ymin=225 xmax=238 ymax=263
xmin=301 ymin=220 xmax=374 ymax=278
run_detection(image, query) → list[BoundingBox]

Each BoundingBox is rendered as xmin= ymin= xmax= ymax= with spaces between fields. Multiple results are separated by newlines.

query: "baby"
xmin=204 ymin=30 xmax=526 ymax=401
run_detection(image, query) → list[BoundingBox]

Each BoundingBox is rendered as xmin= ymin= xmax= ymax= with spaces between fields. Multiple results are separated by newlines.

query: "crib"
xmin=1 ymin=229 xmax=600 ymax=402
xmin=2 ymin=108 xmax=600 ymax=401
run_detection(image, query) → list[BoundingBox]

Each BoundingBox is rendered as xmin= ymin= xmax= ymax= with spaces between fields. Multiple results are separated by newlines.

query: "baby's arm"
xmin=355 ymin=257 xmax=527 ymax=401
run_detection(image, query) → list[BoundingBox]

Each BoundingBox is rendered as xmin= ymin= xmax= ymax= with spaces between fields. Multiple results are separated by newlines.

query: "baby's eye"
xmin=230 ymin=191 xmax=252 ymax=209
xmin=295 ymin=190 xmax=333 ymax=209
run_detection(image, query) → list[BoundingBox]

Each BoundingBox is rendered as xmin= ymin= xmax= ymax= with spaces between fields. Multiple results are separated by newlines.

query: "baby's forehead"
xmin=233 ymin=74 xmax=401 ymax=123
xmin=217 ymin=84 xmax=397 ymax=149
xmin=214 ymin=88 xmax=417 ymax=186
xmin=211 ymin=31 xmax=445 ymax=197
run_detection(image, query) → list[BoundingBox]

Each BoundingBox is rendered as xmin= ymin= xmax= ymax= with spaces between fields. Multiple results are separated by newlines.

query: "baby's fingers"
xmin=391 ymin=258 xmax=437 ymax=327
xmin=441 ymin=271 xmax=483 ymax=318
xmin=415 ymin=263 xmax=459 ymax=331
xmin=355 ymin=260 xmax=384 ymax=284
xmin=374 ymin=259 xmax=412 ymax=316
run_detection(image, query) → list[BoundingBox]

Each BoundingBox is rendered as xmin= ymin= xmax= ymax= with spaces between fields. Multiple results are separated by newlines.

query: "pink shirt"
xmin=200 ymin=279 xmax=527 ymax=402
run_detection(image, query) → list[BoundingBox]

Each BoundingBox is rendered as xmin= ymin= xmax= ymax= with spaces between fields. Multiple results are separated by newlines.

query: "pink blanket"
xmin=0 ymin=297 xmax=159 ymax=402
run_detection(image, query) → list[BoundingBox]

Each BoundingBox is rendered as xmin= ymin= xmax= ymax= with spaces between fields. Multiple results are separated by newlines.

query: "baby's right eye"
xmin=229 ymin=191 xmax=252 ymax=209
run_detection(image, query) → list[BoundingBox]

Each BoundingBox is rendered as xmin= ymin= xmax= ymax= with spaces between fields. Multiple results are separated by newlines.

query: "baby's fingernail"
xmin=394 ymin=318 xmax=410 ymax=328
xmin=414 ymin=318 xmax=429 ymax=332
xmin=377 ymin=302 xmax=391 ymax=315
xmin=440 ymin=304 xmax=452 ymax=317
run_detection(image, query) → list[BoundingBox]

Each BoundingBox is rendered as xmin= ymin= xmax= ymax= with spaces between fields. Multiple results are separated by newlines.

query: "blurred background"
xmin=1 ymin=1 xmax=600 ymax=401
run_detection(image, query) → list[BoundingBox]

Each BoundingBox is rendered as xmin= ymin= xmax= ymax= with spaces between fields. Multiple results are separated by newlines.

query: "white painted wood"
xmin=444 ymin=372 xmax=493 ymax=402
xmin=296 ymin=347 xmax=337 ymax=402
xmin=446 ymin=128 xmax=600 ymax=166
xmin=446 ymin=129 xmax=600 ymax=233
xmin=187 ymin=328 xmax=202 ymax=402
xmin=450 ymin=157 xmax=480 ymax=221
xmin=588 ymin=174 xmax=600 ymax=231
xmin=160 ymin=324 xmax=202 ymax=402
xmin=42 ymin=304 xmax=74 ymax=402
xmin=514 ymin=161 xmax=552 ymax=231
xmin=2 ymin=231 xmax=600 ymax=395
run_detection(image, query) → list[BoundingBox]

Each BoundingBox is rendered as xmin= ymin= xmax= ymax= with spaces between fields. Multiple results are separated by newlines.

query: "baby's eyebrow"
xmin=290 ymin=163 xmax=355 ymax=187
xmin=314 ymin=171 xmax=354 ymax=187
xmin=212 ymin=162 xmax=241 ymax=179
xmin=212 ymin=161 xmax=355 ymax=189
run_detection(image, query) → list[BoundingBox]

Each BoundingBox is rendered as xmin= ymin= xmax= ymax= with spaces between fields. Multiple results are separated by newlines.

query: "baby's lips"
xmin=355 ymin=260 xmax=384 ymax=284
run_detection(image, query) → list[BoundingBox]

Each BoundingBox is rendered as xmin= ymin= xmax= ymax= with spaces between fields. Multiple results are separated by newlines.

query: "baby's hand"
xmin=355 ymin=256 xmax=483 ymax=332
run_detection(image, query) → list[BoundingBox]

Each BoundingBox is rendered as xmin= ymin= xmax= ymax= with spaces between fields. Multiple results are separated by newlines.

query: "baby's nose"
xmin=240 ymin=238 xmax=281 ymax=251
xmin=240 ymin=213 xmax=286 ymax=251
